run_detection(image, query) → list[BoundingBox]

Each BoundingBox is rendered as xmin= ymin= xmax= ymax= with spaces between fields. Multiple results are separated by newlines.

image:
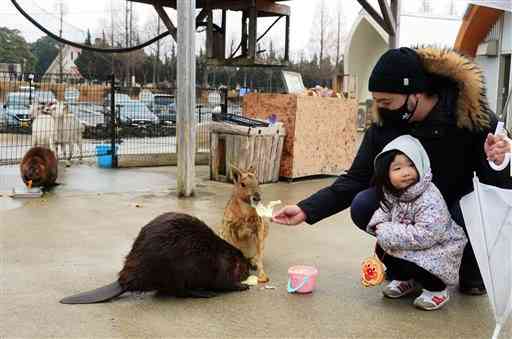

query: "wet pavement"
xmin=0 ymin=164 xmax=510 ymax=338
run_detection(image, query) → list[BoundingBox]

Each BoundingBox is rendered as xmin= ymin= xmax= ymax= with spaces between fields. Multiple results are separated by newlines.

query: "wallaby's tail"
xmin=60 ymin=281 xmax=125 ymax=304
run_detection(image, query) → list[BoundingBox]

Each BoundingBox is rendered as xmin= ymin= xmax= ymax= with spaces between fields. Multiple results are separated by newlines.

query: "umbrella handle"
xmin=491 ymin=322 xmax=502 ymax=339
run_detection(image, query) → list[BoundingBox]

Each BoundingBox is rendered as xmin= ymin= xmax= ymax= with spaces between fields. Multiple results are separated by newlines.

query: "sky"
xmin=0 ymin=0 xmax=469 ymax=60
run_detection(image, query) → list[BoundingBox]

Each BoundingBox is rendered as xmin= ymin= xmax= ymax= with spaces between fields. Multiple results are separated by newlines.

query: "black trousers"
xmin=375 ymin=245 xmax=446 ymax=291
xmin=351 ymin=187 xmax=482 ymax=288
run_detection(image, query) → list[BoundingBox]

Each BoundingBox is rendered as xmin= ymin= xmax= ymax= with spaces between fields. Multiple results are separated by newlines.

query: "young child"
xmin=367 ymin=135 xmax=467 ymax=310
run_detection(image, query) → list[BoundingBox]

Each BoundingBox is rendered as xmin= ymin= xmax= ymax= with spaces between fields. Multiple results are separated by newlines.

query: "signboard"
xmin=281 ymin=70 xmax=305 ymax=94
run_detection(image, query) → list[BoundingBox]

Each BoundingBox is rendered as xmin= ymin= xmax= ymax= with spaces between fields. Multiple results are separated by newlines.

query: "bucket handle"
xmin=287 ymin=275 xmax=309 ymax=293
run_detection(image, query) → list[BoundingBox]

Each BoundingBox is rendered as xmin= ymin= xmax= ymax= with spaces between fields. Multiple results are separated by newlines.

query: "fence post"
xmin=221 ymin=87 xmax=228 ymax=114
xmin=110 ymin=73 xmax=118 ymax=168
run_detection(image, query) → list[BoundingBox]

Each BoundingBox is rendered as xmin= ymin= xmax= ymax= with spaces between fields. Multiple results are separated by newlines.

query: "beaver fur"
xmin=20 ymin=146 xmax=58 ymax=189
xmin=60 ymin=212 xmax=251 ymax=304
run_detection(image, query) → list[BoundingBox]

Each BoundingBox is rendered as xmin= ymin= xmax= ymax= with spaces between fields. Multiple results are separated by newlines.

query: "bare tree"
xmin=420 ymin=0 xmax=432 ymax=14
xmin=308 ymin=0 xmax=335 ymax=80
xmin=55 ymin=1 xmax=67 ymax=82
xmin=153 ymin=16 xmax=161 ymax=85
xmin=448 ymin=0 xmax=457 ymax=16
xmin=335 ymin=1 xmax=343 ymax=70
xmin=319 ymin=0 xmax=327 ymax=65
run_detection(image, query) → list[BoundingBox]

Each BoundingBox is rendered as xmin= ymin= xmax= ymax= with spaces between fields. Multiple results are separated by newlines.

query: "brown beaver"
xmin=60 ymin=212 xmax=251 ymax=304
xmin=20 ymin=146 xmax=58 ymax=189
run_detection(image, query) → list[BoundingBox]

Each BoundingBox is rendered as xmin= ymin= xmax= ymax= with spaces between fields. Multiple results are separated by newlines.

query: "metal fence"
xmin=0 ymin=72 xmax=243 ymax=166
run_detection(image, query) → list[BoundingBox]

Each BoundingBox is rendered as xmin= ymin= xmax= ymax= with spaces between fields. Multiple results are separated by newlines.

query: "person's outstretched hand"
xmin=272 ymin=205 xmax=306 ymax=225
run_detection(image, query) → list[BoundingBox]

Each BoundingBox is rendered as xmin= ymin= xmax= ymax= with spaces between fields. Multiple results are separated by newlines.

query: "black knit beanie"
xmin=368 ymin=47 xmax=429 ymax=94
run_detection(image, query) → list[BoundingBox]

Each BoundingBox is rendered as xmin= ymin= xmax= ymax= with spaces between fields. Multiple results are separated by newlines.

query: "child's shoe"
xmin=413 ymin=289 xmax=449 ymax=310
xmin=382 ymin=279 xmax=418 ymax=298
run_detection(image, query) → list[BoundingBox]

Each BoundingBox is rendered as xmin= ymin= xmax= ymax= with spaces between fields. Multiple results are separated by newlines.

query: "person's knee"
xmin=350 ymin=188 xmax=379 ymax=231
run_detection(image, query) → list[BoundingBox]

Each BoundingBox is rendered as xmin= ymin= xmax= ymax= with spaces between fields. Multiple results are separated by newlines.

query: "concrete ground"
xmin=0 ymin=164 xmax=509 ymax=339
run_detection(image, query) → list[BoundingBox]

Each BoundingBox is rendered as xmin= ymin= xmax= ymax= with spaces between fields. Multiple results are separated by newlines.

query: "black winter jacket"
xmin=297 ymin=48 xmax=512 ymax=225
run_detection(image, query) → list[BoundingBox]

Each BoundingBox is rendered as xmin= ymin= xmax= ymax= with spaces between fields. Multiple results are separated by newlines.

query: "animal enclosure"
xmin=0 ymin=73 xmax=241 ymax=167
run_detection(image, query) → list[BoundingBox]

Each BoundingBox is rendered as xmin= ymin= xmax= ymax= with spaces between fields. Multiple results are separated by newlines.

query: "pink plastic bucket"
xmin=287 ymin=265 xmax=319 ymax=293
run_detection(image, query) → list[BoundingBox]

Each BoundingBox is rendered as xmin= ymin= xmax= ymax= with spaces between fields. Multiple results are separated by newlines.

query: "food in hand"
xmin=255 ymin=200 xmax=282 ymax=218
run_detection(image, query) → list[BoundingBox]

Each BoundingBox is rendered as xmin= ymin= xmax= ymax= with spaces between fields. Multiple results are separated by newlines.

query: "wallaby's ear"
xmin=247 ymin=164 xmax=256 ymax=174
xmin=230 ymin=164 xmax=242 ymax=184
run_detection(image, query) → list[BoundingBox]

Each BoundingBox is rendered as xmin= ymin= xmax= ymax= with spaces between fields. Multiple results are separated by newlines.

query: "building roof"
xmin=454 ymin=4 xmax=503 ymax=56
xmin=468 ymin=1 xmax=512 ymax=12
xmin=399 ymin=14 xmax=462 ymax=48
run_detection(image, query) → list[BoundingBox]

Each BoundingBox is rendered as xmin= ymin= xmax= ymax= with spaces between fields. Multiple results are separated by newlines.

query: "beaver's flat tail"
xmin=60 ymin=281 xmax=125 ymax=304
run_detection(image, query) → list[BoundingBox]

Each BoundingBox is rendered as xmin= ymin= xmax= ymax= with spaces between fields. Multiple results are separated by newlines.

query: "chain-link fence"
xmin=0 ymin=72 xmax=244 ymax=166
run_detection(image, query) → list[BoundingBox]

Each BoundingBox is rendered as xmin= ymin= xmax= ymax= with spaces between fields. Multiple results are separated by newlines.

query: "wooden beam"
xmin=284 ymin=15 xmax=289 ymax=62
xmin=118 ymin=153 xmax=209 ymax=167
xmin=207 ymin=8 xmax=214 ymax=58
xmin=221 ymin=8 xmax=226 ymax=34
xmin=177 ymin=0 xmax=196 ymax=197
xmin=241 ymin=11 xmax=248 ymax=57
xmin=196 ymin=8 xmax=208 ymax=22
xmin=255 ymin=0 xmax=290 ymax=16
xmin=378 ymin=0 xmax=395 ymax=35
xmin=248 ymin=2 xmax=257 ymax=59
xmin=130 ymin=0 xmax=291 ymax=14
xmin=153 ymin=5 xmax=177 ymax=41
xmin=356 ymin=0 xmax=393 ymax=35
xmin=389 ymin=0 xmax=401 ymax=48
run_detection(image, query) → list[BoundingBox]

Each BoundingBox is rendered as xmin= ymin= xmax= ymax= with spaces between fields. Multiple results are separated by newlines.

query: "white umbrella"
xmin=460 ymin=174 xmax=512 ymax=339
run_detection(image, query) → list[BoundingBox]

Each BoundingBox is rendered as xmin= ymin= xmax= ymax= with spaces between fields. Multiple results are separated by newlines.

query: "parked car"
xmin=64 ymin=88 xmax=80 ymax=103
xmin=152 ymin=94 xmax=176 ymax=125
xmin=2 ymin=92 xmax=32 ymax=129
xmin=103 ymin=93 xmax=131 ymax=108
xmin=32 ymin=91 xmax=57 ymax=105
xmin=139 ymin=89 xmax=154 ymax=108
xmin=118 ymin=101 xmax=159 ymax=126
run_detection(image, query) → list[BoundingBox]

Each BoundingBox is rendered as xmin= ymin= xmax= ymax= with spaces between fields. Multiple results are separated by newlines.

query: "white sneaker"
xmin=382 ymin=279 xmax=418 ymax=298
xmin=413 ymin=289 xmax=450 ymax=310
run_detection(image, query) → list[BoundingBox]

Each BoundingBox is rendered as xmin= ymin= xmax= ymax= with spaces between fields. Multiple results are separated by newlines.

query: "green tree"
xmin=74 ymin=30 xmax=96 ymax=79
xmin=0 ymin=27 xmax=36 ymax=72
xmin=30 ymin=35 xmax=59 ymax=75
xmin=75 ymin=30 xmax=113 ymax=81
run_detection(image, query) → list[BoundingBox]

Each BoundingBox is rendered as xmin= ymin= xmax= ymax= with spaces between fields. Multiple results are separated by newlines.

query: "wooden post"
xmin=241 ymin=11 xmax=248 ymax=57
xmin=284 ymin=15 xmax=290 ymax=62
xmin=177 ymin=0 xmax=196 ymax=197
xmin=248 ymin=1 xmax=257 ymax=60
xmin=389 ymin=0 xmax=401 ymax=48
xmin=207 ymin=7 xmax=214 ymax=58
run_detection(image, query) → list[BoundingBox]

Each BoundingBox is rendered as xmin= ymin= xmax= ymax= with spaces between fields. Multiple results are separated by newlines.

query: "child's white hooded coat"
xmin=368 ymin=135 xmax=468 ymax=285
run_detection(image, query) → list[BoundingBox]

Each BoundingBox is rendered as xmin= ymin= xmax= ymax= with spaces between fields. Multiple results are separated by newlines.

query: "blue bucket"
xmin=95 ymin=144 xmax=118 ymax=168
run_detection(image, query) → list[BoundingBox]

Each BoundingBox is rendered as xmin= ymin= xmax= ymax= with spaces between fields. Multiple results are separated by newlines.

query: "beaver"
xmin=20 ymin=146 xmax=58 ymax=189
xmin=60 ymin=212 xmax=251 ymax=304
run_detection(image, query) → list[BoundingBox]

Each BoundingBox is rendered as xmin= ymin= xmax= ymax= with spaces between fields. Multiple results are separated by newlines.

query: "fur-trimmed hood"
xmin=372 ymin=47 xmax=493 ymax=131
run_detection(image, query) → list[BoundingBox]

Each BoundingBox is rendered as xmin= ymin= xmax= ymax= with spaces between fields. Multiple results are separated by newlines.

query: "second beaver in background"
xmin=60 ymin=212 xmax=251 ymax=304
xmin=20 ymin=146 xmax=58 ymax=189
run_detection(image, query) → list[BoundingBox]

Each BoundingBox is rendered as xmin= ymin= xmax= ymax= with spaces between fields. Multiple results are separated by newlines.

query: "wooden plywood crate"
xmin=210 ymin=121 xmax=286 ymax=184
xmin=243 ymin=93 xmax=358 ymax=180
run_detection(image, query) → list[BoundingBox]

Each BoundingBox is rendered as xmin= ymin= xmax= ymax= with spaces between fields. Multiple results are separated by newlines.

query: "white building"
xmin=455 ymin=1 xmax=511 ymax=123
xmin=344 ymin=9 xmax=463 ymax=105
xmin=43 ymin=45 xmax=82 ymax=82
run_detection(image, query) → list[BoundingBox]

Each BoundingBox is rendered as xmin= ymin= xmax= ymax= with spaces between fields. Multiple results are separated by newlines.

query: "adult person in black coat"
xmin=272 ymin=47 xmax=512 ymax=295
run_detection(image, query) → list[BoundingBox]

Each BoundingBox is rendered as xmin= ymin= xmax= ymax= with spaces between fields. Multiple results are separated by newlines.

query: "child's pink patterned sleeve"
xmin=367 ymin=207 xmax=391 ymax=235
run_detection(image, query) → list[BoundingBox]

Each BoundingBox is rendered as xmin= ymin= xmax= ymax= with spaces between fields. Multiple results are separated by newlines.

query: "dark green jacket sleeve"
xmin=297 ymin=127 xmax=378 ymax=224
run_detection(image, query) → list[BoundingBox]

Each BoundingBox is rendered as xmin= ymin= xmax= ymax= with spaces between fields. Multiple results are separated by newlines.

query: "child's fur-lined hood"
xmin=372 ymin=47 xmax=493 ymax=131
